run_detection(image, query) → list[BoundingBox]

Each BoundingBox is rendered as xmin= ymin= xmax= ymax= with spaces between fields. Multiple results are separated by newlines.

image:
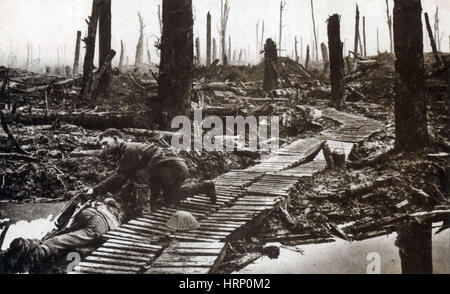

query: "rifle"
xmin=42 ymin=192 xmax=94 ymax=241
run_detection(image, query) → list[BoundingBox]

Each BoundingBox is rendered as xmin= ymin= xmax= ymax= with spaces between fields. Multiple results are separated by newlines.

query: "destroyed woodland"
xmin=0 ymin=0 xmax=449 ymax=274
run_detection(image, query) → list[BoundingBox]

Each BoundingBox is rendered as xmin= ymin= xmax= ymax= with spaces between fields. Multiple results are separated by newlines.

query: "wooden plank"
xmin=122 ymin=224 xmax=171 ymax=236
xmin=85 ymin=256 xmax=146 ymax=267
xmin=91 ymin=251 xmax=150 ymax=262
xmin=103 ymin=242 xmax=159 ymax=254
xmin=164 ymin=248 xmax=223 ymax=255
xmin=156 ymin=255 xmax=218 ymax=263
xmin=152 ymin=261 xmax=215 ymax=268
xmin=103 ymin=231 xmax=151 ymax=242
xmin=76 ymin=261 xmax=140 ymax=272
xmin=74 ymin=266 xmax=135 ymax=275
xmin=174 ymin=242 xmax=225 ymax=249
xmin=146 ymin=267 xmax=210 ymax=274
xmin=106 ymin=238 xmax=162 ymax=250
xmin=96 ymin=247 xmax=155 ymax=258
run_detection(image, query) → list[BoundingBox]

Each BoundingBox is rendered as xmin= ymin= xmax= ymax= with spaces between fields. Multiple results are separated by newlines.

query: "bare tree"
xmin=310 ymin=0 xmax=318 ymax=62
xmin=328 ymin=14 xmax=345 ymax=110
xmin=424 ymin=13 xmax=442 ymax=66
xmin=98 ymin=0 xmax=112 ymax=94
xmin=81 ymin=0 xmax=101 ymax=97
xmin=363 ymin=16 xmax=367 ymax=57
xmin=377 ymin=27 xmax=380 ymax=54
xmin=434 ymin=7 xmax=440 ymax=51
xmin=279 ymin=1 xmax=286 ymax=56
xmin=157 ymin=0 xmax=193 ymax=129
xmin=73 ymin=31 xmax=82 ymax=75
xmin=213 ymin=38 xmax=217 ymax=61
xmin=158 ymin=5 xmax=163 ymax=35
xmin=305 ymin=44 xmax=310 ymax=68
xmin=228 ymin=35 xmax=231 ymax=64
xmin=206 ymin=12 xmax=212 ymax=66
xmin=386 ymin=0 xmax=393 ymax=54
xmin=135 ymin=12 xmax=145 ymax=68
xmin=118 ymin=40 xmax=124 ymax=72
xmin=220 ymin=0 xmax=230 ymax=65
xmin=354 ymin=4 xmax=360 ymax=58
xmin=195 ymin=37 xmax=201 ymax=65
xmin=263 ymin=38 xmax=278 ymax=94
xmin=260 ymin=21 xmax=265 ymax=51
xmin=256 ymin=20 xmax=259 ymax=56
xmin=394 ymin=0 xmax=428 ymax=152
xmin=294 ymin=36 xmax=299 ymax=63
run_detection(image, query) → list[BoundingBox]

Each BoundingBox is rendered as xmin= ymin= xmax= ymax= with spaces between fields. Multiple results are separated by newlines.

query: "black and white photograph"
xmin=0 ymin=0 xmax=449 ymax=277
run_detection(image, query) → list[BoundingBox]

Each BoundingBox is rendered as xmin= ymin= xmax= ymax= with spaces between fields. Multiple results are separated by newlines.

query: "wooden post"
xmin=305 ymin=45 xmax=310 ymax=69
xmin=328 ymin=14 xmax=345 ymax=110
xmin=263 ymin=38 xmax=278 ymax=94
xmin=81 ymin=0 xmax=101 ymax=97
xmin=354 ymin=4 xmax=360 ymax=58
xmin=386 ymin=0 xmax=393 ymax=54
xmin=73 ymin=31 xmax=82 ymax=75
xmin=424 ymin=13 xmax=442 ymax=66
xmin=206 ymin=12 xmax=212 ymax=66
xmin=311 ymin=0 xmax=318 ymax=62
xmin=363 ymin=16 xmax=367 ymax=57
xmin=98 ymin=0 xmax=112 ymax=94
xmin=394 ymin=0 xmax=428 ymax=151
xmin=157 ymin=0 xmax=193 ymax=129
xmin=118 ymin=40 xmax=124 ymax=72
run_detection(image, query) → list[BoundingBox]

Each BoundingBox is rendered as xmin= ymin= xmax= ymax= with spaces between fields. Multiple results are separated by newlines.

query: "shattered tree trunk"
xmin=328 ymin=14 xmax=345 ymax=110
xmin=397 ymin=221 xmax=433 ymax=274
xmin=295 ymin=36 xmax=299 ymax=63
xmin=90 ymin=49 xmax=116 ymax=99
xmin=228 ymin=36 xmax=232 ymax=65
xmin=206 ymin=12 xmax=212 ymax=66
xmin=220 ymin=0 xmax=230 ymax=66
xmin=156 ymin=0 xmax=193 ymax=129
xmin=73 ymin=31 xmax=81 ymax=75
xmin=195 ymin=37 xmax=201 ymax=65
xmin=279 ymin=1 xmax=285 ymax=57
xmin=305 ymin=45 xmax=310 ymax=69
xmin=310 ymin=0 xmax=318 ymax=62
xmin=354 ymin=5 xmax=360 ymax=58
xmin=119 ymin=40 xmax=124 ymax=72
xmin=263 ymin=38 xmax=278 ymax=94
xmin=98 ymin=0 xmax=112 ymax=94
xmin=320 ymin=42 xmax=329 ymax=75
xmin=394 ymin=0 xmax=428 ymax=151
xmin=386 ymin=0 xmax=394 ymax=54
xmin=424 ymin=13 xmax=442 ymax=67
xmin=363 ymin=16 xmax=367 ymax=57
xmin=81 ymin=0 xmax=101 ymax=97
xmin=213 ymin=38 xmax=217 ymax=61
xmin=135 ymin=13 xmax=145 ymax=68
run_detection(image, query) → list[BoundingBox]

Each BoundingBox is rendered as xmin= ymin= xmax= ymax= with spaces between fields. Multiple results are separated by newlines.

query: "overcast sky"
xmin=0 ymin=0 xmax=449 ymax=67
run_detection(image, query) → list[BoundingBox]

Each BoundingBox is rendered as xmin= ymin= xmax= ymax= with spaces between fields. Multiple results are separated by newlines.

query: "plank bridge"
xmin=73 ymin=107 xmax=384 ymax=274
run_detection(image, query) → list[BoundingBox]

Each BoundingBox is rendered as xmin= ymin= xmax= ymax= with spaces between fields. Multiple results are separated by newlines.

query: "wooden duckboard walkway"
xmin=74 ymin=107 xmax=384 ymax=274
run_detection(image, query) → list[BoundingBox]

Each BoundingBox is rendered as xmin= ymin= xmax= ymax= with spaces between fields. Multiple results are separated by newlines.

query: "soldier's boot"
xmin=1 ymin=238 xmax=48 ymax=273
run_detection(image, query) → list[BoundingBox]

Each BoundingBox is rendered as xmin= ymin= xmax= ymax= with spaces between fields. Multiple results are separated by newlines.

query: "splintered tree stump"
xmin=328 ymin=14 xmax=346 ymax=110
xmin=263 ymin=38 xmax=278 ymax=94
xmin=89 ymin=49 xmax=116 ymax=99
xmin=394 ymin=0 xmax=428 ymax=151
xmin=98 ymin=0 xmax=112 ymax=94
xmin=81 ymin=0 xmax=101 ymax=97
xmin=206 ymin=12 xmax=212 ymax=66
xmin=156 ymin=0 xmax=193 ymax=129
xmin=322 ymin=142 xmax=335 ymax=170
xmin=331 ymin=150 xmax=346 ymax=170
xmin=73 ymin=31 xmax=82 ymax=75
